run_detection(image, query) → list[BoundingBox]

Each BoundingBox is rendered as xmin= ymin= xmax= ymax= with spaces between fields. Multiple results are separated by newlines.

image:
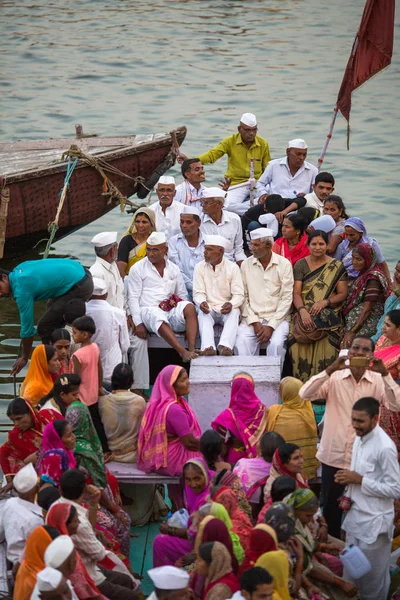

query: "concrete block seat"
xmin=146 ymin=325 xmax=271 ymax=350
xmin=107 ymin=461 xmax=180 ymax=485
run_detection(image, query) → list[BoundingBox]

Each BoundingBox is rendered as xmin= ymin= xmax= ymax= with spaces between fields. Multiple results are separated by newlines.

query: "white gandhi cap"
xmin=288 ymin=138 xmax=307 ymax=149
xmin=44 ymin=536 xmax=75 ymax=569
xmin=13 ymin=463 xmax=37 ymax=494
xmin=250 ymin=227 xmax=274 ymax=240
xmin=202 ymin=187 xmax=226 ymax=200
xmin=148 ymin=566 xmax=190 ymax=590
xmin=182 ymin=205 xmax=201 ymax=216
xmin=240 ymin=113 xmax=257 ymax=127
xmin=90 ymin=231 xmax=118 ymax=247
xmin=36 ymin=567 xmax=63 ymax=592
xmin=147 ymin=231 xmax=167 ymax=245
xmin=157 ymin=175 xmax=176 ymax=186
xmin=92 ymin=277 xmax=108 ymax=296
xmin=203 ymin=234 xmax=231 ymax=252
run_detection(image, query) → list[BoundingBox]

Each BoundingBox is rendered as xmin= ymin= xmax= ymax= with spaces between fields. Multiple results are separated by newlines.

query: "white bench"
xmin=107 ymin=461 xmax=180 ymax=485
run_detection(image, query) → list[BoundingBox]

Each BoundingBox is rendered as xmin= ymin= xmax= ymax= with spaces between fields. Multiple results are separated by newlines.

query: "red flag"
xmin=336 ymin=0 xmax=395 ymax=123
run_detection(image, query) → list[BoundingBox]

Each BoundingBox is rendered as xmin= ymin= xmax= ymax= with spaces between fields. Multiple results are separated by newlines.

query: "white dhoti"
xmin=234 ymin=320 xmax=289 ymax=370
xmin=343 ymin=533 xmax=391 ymax=600
xmin=140 ymin=302 xmax=190 ymax=336
xmin=128 ymin=333 xmax=150 ymax=390
xmin=197 ymin=308 xmax=240 ymax=351
xmin=225 ymin=186 xmax=251 ymax=216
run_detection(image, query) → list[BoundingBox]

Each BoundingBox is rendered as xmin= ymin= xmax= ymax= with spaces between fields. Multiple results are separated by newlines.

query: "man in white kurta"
xmin=89 ymin=231 xmax=124 ymax=310
xmin=193 ymin=234 xmax=244 ymax=355
xmin=148 ymin=565 xmax=190 ymax=600
xmin=86 ymin=278 xmax=130 ymax=381
xmin=150 ymin=175 xmax=185 ymax=238
xmin=174 ymin=158 xmax=207 ymax=212
xmin=335 ymin=397 xmax=400 ymax=600
xmin=235 ymin=227 xmax=294 ymax=369
xmin=125 ymin=231 xmax=199 ymax=362
xmin=0 ymin=463 xmax=43 ymax=565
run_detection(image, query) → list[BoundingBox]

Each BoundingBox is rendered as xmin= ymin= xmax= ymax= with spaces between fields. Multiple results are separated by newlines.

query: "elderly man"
xmin=148 ymin=565 xmax=190 ymax=600
xmin=32 ymin=566 xmax=79 ymax=600
xmin=0 ymin=258 xmax=93 ymax=375
xmin=0 ymin=463 xmax=43 ymax=565
xmin=168 ymin=205 xmax=205 ymax=300
xmin=174 ymin=158 xmax=207 ymax=211
xmin=234 ymin=228 xmax=294 ymax=368
xmin=200 ymin=187 xmax=246 ymax=264
xmin=256 ymin=138 xmax=318 ymax=201
xmin=151 ymin=175 xmax=185 ymax=237
xmin=89 ymin=231 xmax=124 ymax=310
xmin=193 ymin=234 xmax=244 ymax=356
xmin=125 ymin=231 xmax=198 ymax=362
xmin=86 ymin=278 xmax=130 ymax=381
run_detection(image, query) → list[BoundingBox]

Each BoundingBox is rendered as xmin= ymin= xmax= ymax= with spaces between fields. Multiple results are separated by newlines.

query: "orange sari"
xmin=20 ymin=345 xmax=54 ymax=407
xmin=14 ymin=526 xmax=55 ymax=600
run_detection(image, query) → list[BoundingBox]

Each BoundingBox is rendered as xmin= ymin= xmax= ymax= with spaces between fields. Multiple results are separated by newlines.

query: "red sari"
xmin=272 ymin=232 xmax=310 ymax=266
xmin=0 ymin=401 xmax=57 ymax=475
xmin=375 ymin=337 xmax=400 ymax=460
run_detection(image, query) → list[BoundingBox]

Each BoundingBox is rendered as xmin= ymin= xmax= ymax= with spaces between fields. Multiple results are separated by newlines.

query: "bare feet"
xmin=203 ymin=346 xmax=217 ymax=356
xmin=219 ymin=346 xmax=233 ymax=356
xmin=180 ymin=349 xmax=199 ymax=362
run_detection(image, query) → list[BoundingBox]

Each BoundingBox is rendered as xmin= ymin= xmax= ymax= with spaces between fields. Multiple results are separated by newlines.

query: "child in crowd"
xmin=63 ymin=298 xmax=86 ymax=355
xmin=50 ymin=328 xmax=71 ymax=375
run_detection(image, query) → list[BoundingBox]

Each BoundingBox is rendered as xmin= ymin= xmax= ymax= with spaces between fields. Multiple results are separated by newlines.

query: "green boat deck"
xmin=130 ymin=520 xmax=160 ymax=596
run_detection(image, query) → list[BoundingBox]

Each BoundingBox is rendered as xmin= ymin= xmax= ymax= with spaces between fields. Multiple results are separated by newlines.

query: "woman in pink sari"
xmin=36 ymin=420 xmax=76 ymax=486
xmin=153 ymin=458 xmax=212 ymax=567
xmin=211 ymin=373 xmax=268 ymax=463
xmin=375 ymin=309 xmax=400 ymax=459
xmin=137 ymin=365 xmax=202 ymax=476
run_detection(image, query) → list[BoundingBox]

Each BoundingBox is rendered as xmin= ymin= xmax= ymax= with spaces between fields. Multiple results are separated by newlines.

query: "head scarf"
xmin=342 ymin=243 xmax=389 ymax=316
xmin=137 ymin=365 xmax=201 ymax=472
xmin=345 ymin=217 xmax=367 ymax=234
xmin=46 ymin=503 xmax=102 ymax=598
xmin=211 ymin=374 xmax=268 ymax=458
xmin=203 ymin=542 xmax=240 ymax=598
xmin=194 ymin=515 xmax=239 ymax=573
xmin=125 ymin=207 xmax=156 ymax=236
xmin=283 ymin=490 xmax=318 ymax=570
xmin=211 ymin=486 xmax=253 ymax=550
xmin=239 ymin=524 xmax=278 ymax=574
xmin=273 ymin=447 xmax=309 ymax=488
xmin=256 ymin=551 xmax=291 ymax=600
xmin=284 ymin=488 xmax=319 ymax=511
xmin=14 ymin=525 xmax=57 ymax=600
xmin=38 ymin=421 xmax=76 ymax=475
xmin=210 ymin=502 xmax=245 ymax=565
xmin=20 ymin=345 xmax=55 ymax=407
xmin=183 ymin=458 xmax=212 ymax=514
xmin=264 ymin=502 xmax=296 ymax=542
xmin=66 ymin=401 xmax=107 ymax=488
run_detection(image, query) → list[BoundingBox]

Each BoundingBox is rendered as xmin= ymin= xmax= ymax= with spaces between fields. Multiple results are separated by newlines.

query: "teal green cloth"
xmin=9 ymin=259 xmax=85 ymax=338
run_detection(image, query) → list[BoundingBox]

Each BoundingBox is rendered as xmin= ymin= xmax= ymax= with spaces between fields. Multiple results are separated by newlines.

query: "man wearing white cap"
xmin=125 ymin=231 xmax=199 ymax=362
xmin=235 ymin=228 xmax=294 ymax=369
xmin=168 ymin=205 xmax=205 ymax=300
xmin=0 ymin=462 xmax=43 ymax=565
xmin=86 ymin=277 xmax=130 ymax=381
xmin=200 ymin=187 xmax=246 ymax=264
xmin=89 ymin=231 xmax=124 ymax=310
xmin=147 ymin=565 xmax=190 ymax=599
xmin=256 ymin=139 xmax=318 ymax=201
xmin=151 ymin=175 xmax=185 ymax=237
xmin=31 ymin=566 xmax=78 ymax=600
xmin=193 ymin=234 xmax=244 ymax=356
xmin=174 ymin=158 xmax=208 ymax=211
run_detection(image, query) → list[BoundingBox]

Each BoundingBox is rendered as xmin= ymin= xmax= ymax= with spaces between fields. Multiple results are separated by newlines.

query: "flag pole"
xmin=317 ymin=106 xmax=339 ymax=172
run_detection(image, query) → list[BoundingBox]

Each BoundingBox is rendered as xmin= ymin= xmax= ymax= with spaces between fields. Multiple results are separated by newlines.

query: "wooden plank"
xmin=107 ymin=461 xmax=180 ymax=485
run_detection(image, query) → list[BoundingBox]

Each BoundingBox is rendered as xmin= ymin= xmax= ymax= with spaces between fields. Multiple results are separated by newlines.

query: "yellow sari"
xmin=266 ymin=377 xmax=318 ymax=479
xmin=256 ymin=550 xmax=291 ymax=600
xmin=124 ymin=207 xmax=156 ymax=274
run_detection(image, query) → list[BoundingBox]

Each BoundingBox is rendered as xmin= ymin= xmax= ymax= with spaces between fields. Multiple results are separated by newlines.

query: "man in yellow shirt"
xmin=179 ymin=113 xmax=271 ymax=216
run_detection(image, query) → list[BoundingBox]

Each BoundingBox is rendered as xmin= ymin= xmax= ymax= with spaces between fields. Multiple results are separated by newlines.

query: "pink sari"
xmin=211 ymin=374 xmax=268 ymax=461
xmin=375 ymin=338 xmax=400 ymax=460
xmin=137 ymin=365 xmax=202 ymax=476
xmin=36 ymin=422 xmax=76 ymax=486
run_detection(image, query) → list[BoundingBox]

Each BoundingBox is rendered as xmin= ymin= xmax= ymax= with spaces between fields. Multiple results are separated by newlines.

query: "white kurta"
xmin=0 ymin=497 xmax=43 ymax=564
xmin=150 ymin=200 xmax=185 ymax=237
xmin=31 ymin=580 xmax=79 ymax=600
xmin=201 ymin=210 xmax=246 ymax=263
xmin=168 ymin=232 xmax=205 ymax=296
xmin=86 ymin=299 xmax=130 ymax=380
xmin=256 ymin=156 xmax=318 ymax=198
xmin=89 ymin=256 xmax=124 ymax=310
xmin=174 ymin=181 xmax=207 ymax=212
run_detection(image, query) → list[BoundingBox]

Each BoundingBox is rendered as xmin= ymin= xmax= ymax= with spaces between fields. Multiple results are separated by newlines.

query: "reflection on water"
xmin=1 ymin=0 xmax=399 ymax=422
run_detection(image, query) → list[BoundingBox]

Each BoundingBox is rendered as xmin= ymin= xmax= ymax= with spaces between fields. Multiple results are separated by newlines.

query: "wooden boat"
xmin=0 ymin=125 xmax=186 ymax=258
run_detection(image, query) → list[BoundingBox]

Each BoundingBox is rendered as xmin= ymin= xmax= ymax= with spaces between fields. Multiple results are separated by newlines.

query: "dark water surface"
xmin=1 ymin=0 xmax=399 ymax=418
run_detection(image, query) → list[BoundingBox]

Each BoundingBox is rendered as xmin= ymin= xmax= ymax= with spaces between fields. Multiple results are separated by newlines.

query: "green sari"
xmin=289 ymin=258 xmax=347 ymax=383
xmin=66 ymin=401 xmax=107 ymax=488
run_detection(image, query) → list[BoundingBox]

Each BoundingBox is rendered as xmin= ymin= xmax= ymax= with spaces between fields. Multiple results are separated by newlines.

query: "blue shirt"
xmin=9 ymin=259 xmax=86 ymax=338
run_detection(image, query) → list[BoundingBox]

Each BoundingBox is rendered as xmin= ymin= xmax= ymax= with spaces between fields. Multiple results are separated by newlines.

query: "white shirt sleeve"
xmin=268 ymin=260 xmax=294 ymax=330
xmin=233 ymin=218 xmax=246 ymax=263
xmin=125 ymin=266 xmax=144 ymax=326
xmin=361 ymin=445 xmax=400 ymax=499
xmin=256 ymin=163 xmax=272 ymax=196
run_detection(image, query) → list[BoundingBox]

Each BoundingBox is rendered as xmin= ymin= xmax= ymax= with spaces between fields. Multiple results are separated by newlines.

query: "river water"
xmin=0 ymin=0 xmax=399 ymax=416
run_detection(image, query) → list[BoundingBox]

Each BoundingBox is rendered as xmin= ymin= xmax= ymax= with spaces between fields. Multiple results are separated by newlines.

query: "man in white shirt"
xmin=125 ymin=231 xmax=199 ymax=362
xmin=89 ymin=231 xmax=125 ymax=310
xmin=235 ymin=228 xmax=294 ymax=369
xmin=150 ymin=175 xmax=184 ymax=237
xmin=0 ymin=463 xmax=43 ymax=565
xmin=174 ymin=158 xmax=207 ymax=211
xmin=147 ymin=565 xmax=190 ymax=600
xmin=200 ymin=187 xmax=246 ymax=264
xmin=256 ymin=138 xmax=318 ymax=200
xmin=193 ymin=234 xmax=244 ymax=356
xmin=304 ymin=172 xmax=335 ymax=211
xmin=168 ymin=205 xmax=205 ymax=300
xmin=86 ymin=278 xmax=130 ymax=381
xmin=335 ymin=397 xmax=400 ymax=600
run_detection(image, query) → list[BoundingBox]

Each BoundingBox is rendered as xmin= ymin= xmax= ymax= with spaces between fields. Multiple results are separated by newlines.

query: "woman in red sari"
xmin=375 ymin=309 xmax=400 ymax=459
xmin=272 ymin=213 xmax=309 ymax=267
xmin=211 ymin=373 xmax=268 ymax=463
xmin=262 ymin=443 xmax=308 ymax=507
xmin=211 ymin=486 xmax=253 ymax=550
xmin=0 ymin=397 xmax=56 ymax=493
